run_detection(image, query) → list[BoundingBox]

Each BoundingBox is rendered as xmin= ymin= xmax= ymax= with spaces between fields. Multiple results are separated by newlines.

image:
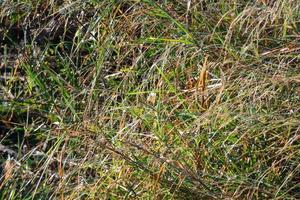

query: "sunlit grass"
xmin=0 ymin=0 xmax=299 ymax=199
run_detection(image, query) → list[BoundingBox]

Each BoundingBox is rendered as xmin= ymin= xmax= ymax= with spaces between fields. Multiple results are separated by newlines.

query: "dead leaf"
xmin=0 ymin=159 xmax=15 ymax=189
xmin=196 ymin=55 xmax=209 ymax=108
xmin=147 ymin=92 xmax=157 ymax=105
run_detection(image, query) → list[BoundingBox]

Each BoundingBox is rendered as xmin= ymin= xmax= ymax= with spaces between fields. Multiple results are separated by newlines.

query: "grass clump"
xmin=0 ymin=0 xmax=299 ymax=199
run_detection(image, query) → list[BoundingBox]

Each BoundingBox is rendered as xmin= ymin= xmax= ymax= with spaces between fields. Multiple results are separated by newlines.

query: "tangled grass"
xmin=0 ymin=0 xmax=299 ymax=199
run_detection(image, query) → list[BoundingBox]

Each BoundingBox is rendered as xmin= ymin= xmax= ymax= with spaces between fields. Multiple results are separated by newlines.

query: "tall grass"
xmin=0 ymin=0 xmax=299 ymax=199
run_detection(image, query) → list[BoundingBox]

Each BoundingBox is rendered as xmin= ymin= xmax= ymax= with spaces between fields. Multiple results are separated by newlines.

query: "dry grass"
xmin=0 ymin=0 xmax=299 ymax=199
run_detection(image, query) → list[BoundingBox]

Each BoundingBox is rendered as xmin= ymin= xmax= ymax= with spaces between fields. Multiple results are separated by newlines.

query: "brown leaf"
xmin=196 ymin=55 xmax=209 ymax=108
xmin=4 ymin=160 xmax=14 ymax=181
xmin=0 ymin=159 xmax=15 ymax=189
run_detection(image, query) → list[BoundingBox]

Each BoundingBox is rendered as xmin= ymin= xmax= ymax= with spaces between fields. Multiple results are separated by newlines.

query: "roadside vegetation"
xmin=0 ymin=0 xmax=299 ymax=199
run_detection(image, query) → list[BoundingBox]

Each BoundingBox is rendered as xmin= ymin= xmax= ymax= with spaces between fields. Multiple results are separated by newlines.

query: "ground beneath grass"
xmin=0 ymin=0 xmax=300 ymax=199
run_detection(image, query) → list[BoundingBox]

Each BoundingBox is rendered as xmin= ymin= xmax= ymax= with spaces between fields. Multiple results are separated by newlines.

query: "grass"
xmin=0 ymin=0 xmax=299 ymax=199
